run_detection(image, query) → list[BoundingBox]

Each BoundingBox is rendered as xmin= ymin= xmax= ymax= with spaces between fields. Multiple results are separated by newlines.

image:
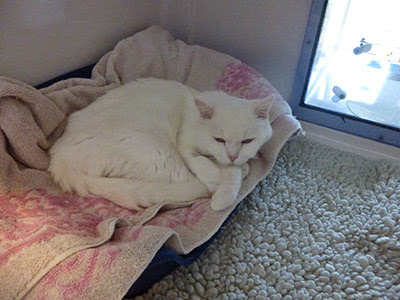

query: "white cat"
xmin=48 ymin=78 xmax=274 ymax=211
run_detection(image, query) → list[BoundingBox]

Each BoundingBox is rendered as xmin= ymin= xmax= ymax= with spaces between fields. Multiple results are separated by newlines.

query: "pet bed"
xmin=0 ymin=26 xmax=301 ymax=300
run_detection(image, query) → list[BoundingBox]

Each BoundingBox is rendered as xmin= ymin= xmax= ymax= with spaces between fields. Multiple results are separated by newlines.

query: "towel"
xmin=0 ymin=26 xmax=301 ymax=300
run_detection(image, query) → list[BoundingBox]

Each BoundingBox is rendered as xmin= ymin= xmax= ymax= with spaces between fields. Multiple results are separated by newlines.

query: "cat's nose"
xmin=228 ymin=154 xmax=238 ymax=162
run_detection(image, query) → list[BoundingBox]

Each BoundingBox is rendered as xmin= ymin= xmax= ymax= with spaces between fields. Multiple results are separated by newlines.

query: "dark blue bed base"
xmin=37 ymin=67 xmax=234 ymax=297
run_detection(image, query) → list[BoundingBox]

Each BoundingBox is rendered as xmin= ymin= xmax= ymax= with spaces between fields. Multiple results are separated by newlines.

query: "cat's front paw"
xmin=210 ymin=187 xmax=235 ymax=211
xmin=240 ymin=163 xmax=250 ymax=180
xmin=196 ymin=164 xmax=220 ymax=193
xmin=204 ymin=180 xmax=218 ymax=194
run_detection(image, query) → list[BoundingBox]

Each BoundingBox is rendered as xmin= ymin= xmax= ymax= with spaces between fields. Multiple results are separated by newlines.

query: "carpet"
xmin=130 ymin=137 xmax=400 ymax=300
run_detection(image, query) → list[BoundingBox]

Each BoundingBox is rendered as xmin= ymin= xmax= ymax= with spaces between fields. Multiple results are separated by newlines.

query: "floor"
xmin=300 ymin=121 xmax=400 ymax=165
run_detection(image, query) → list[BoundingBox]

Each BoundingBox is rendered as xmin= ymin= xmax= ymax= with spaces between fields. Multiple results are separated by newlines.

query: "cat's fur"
xmin=48 ymin=78 xmax=274 ymax=211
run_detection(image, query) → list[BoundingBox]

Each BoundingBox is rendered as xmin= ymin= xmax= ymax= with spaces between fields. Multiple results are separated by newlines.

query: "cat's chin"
xmin=219 ymin=161 xmax=244 ymax=167
xmin=217 ymin=160 xmax=235 ymax=166
xmin=233 ymin=158 xmax=251 ymax=166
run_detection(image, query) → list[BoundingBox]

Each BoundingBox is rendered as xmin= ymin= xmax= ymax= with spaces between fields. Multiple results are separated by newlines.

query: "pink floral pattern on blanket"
xmin=0 ymin=189 xmax=135 ymax=267
xmin=0 ymin=188 xmax=210 ymax=299
xmin=29 ymin=227 xmax=145 ymax=300
xmin=216 ymin=62 xmax=278 ymax=100
xmin=33 ymin=249 xmax=105 ymax=300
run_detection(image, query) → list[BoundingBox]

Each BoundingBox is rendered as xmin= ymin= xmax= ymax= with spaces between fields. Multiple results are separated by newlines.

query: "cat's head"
xmin=192 ymin=91 xmax=274 ymax=166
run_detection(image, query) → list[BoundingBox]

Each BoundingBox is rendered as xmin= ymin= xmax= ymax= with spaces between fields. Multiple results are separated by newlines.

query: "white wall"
xmin=1 ymin=0 xmax=312 ymax=99
xmin=160 ymin=0 xmax=313 ymax=100
xmin=0 ymin=0 xmax=160 ymax=86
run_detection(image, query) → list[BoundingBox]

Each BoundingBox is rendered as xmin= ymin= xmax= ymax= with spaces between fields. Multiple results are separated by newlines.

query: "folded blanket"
xmin=0 ymin=26 xmax=301 ymax=300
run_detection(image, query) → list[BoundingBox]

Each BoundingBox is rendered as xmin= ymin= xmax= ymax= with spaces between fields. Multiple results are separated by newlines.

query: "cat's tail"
xmin=56 ymin=174 xmax=211 ymax=211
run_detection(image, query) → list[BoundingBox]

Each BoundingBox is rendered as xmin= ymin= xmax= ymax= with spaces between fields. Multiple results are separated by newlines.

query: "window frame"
xmin=290 ymin=0 xmax=400 ymax=148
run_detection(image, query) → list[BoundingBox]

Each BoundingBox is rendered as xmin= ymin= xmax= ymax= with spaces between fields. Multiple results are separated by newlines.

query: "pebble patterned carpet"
xmin=130 ymin=138 xmax=400 ymax=300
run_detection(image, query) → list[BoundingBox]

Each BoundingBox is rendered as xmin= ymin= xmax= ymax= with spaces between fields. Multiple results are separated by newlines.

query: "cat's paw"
xmin=197 ymin=165 xmax=220 ymax=193
xmin=240 ymin=163 xmax=250 ymax=180
xmin=205 ymin=181 xmax=218 ymax=194
xmin=210 ymin=187 xmax=235 ymax=211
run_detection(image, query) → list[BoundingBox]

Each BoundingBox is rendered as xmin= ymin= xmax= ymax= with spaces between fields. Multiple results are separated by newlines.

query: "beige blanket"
xmin=0 ymin=26 xmax=301 ymax=300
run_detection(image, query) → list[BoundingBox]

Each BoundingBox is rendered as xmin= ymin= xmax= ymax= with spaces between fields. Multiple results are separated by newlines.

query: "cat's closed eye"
xmin=241 ymin=138 xmax=254 ymax=144
xmin=214 ymin=137 xmax=225 ymax=144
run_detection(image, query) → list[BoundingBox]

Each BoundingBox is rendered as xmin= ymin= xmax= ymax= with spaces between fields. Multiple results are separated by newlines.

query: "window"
xmin=290 ymin=0 xmax=400 ymax=147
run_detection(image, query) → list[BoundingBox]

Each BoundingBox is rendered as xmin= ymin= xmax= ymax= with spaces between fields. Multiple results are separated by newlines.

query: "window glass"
xmin=304 ymin=0 xmax=400 ymax=129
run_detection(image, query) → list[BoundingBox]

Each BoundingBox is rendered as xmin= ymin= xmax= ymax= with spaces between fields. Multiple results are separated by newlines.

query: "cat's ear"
xmin=195 ymin=98 xmax=214 ymax=119
xmin=254 ymin=95 xmax=275 ymax=120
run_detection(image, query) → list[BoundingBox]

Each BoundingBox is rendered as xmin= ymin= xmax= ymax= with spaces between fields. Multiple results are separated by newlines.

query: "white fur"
xmin=48 ymin=78 xmax=273 ymax=210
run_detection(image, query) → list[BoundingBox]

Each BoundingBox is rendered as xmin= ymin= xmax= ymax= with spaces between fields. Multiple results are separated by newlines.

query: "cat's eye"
xmin=214 ymin=137 xmax=225 ymax=143
xmin=241 ymin=138 xmax=254 ymax=144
